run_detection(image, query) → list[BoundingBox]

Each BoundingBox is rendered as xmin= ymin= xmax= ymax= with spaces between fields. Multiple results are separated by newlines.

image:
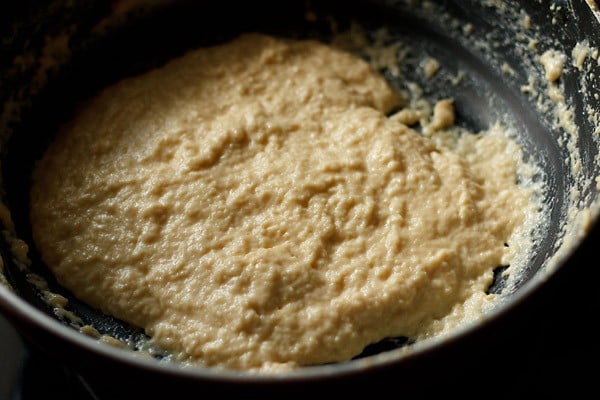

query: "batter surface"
xmin=30 ymin=33 xmax=534 ymax=371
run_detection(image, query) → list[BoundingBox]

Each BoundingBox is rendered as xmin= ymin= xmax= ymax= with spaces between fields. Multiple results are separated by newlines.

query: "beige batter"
xmin=29 ymin=33 xmax=535 ymax=372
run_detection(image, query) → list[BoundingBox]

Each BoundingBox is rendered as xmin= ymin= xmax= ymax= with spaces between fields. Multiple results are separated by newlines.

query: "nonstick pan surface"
xmin=1 ymin=0 xmax=599 ymax=397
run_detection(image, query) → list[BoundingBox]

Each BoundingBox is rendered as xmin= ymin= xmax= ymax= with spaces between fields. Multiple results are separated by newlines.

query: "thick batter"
xmin=30 ymin=33 xmax=534 ymax=371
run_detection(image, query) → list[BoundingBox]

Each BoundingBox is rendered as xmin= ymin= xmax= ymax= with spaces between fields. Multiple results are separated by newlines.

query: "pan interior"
xmin=1 ymin=0 xmax=598 ymax=368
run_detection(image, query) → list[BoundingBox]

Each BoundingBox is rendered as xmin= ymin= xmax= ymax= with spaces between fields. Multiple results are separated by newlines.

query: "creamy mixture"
xmin=29 ymin=33 xmax=536 ymax=372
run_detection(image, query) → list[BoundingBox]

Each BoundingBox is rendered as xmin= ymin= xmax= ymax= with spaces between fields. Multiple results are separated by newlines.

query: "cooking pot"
xmin=1 ymin=0 xmax=599 ymax=397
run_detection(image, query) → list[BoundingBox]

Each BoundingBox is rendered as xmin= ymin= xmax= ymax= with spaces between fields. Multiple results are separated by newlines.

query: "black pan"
xmin=1 ymin=0 xmax=599 ymax=397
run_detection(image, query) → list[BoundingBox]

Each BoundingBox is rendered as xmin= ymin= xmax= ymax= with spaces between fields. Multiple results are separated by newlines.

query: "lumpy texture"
xmin=30 ymin=33 xmax=531 ymax=371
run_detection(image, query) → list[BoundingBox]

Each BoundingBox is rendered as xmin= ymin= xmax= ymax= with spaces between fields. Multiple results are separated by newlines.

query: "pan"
xmin=1 ymin=0 xmax=599 ymax=397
